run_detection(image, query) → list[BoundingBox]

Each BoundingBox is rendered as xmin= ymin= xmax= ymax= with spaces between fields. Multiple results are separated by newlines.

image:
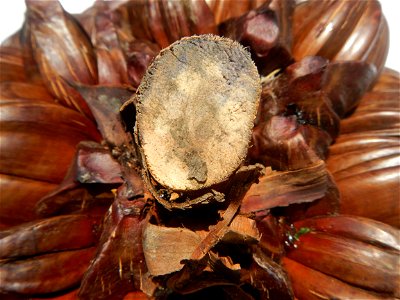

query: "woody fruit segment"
xmin=136 ymin=35 xmax=261 ymax=192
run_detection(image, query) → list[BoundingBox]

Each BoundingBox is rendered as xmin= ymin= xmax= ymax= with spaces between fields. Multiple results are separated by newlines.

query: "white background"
xmin=0 ymin=0 xmax=399 ymax=71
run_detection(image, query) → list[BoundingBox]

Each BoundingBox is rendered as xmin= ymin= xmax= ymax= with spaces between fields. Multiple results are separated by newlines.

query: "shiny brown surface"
xmin=293 ymin=0 xmax=389 ymax=76
xmin=327 ymin=69 xmax=400 ymax=227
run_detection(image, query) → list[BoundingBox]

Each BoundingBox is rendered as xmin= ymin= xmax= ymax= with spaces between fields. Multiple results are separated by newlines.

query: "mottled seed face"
xmin=136 ymin=35 xmax=261 ymax=192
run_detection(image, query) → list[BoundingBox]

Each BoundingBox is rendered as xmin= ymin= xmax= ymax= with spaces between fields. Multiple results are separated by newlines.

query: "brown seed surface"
xmin=136 ymin=35 xmax=261 ymax=191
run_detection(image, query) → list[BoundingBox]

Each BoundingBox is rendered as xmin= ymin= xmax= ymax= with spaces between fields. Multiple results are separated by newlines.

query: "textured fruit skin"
xmin=283 ymin=258 xmax=389 ymax=300
xmin=219 ymin=0 xmax=295 ymax=76
xmin=0 ymin=215 xmax=100 ymax=259
xmin=0 ymin=86 xmax=101 ymax=226
xmin=0 ymin=248 xmax=96 ymax=295
xmin=0 ymin=0 xmax=398 ymax=299
xmin=123 ymin=0 xmax=217 ymax=48
xmin=283 ymin=215 xmax=400 ymax=298
xmin=25 ymin=0 xmax=98 ymax=118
